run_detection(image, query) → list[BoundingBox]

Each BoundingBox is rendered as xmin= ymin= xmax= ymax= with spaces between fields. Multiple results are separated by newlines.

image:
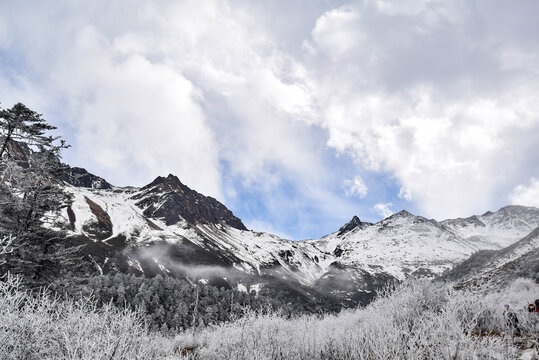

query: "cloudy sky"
xmin=1 ymin=0 xmax=538 ymax=239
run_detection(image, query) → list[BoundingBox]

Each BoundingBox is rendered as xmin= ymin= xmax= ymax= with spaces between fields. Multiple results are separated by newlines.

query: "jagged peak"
xmin=350 ymin=215 xmax=361 ymax=223
xmin=388 ymin=210 xmax=414 ymax=219
xmin=443 ymin=205 xmax=539 ymax=222
xmin=60 ymin=166 xmax=113 ymax=190
xmin=378 ymin=209 xmax=436 ymax=227
xmin=475 ymin=205 xmax=539 ymax=220
xmin=166 ymin=173 xmax=181 ymax=182
xmin=337 ymin=215 xmax=369 ymax=235
xmin=134 ymin=173 xmax=248 ymax=231
xmin=440 ymin=214 xmax=486 ymax=228
xmin=142 ymin=174 xmax=184 ymax=191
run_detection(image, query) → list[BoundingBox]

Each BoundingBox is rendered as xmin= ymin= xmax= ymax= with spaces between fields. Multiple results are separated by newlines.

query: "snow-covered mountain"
xmin=44 ymin=168 xmax=539 ymax=306
xmin=441 ymin=227 xmax=539 ymax=289
xmin=441 ymin=206 xmax=539 ymax=249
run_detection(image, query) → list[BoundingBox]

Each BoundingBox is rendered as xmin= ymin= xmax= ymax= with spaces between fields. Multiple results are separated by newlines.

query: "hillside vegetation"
xmin=1 ymin=274 xmax=536 ymax=359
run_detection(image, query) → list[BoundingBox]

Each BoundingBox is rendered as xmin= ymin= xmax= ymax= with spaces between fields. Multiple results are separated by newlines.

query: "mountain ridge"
xmin=441 ymin=226 xmax=539 ymax=288
xmin=47 ymin=166 xmax=539 ymax=307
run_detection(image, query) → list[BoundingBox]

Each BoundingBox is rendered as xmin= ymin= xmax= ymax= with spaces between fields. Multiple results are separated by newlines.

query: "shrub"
xmin=0 ymin=275 xmax=175 ymax=359
xmin=2 ymin=275 xmax=535 ymax=359
xmin=193 ymin=279 xmax=536 ymax=359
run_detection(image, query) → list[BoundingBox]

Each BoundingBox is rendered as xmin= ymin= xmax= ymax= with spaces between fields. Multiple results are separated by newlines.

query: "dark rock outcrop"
xmin=337 ymin=215 xmax=370 ymax=236
xmin=66 ymin=205 xmax=76 ymax=229
xmin=59 ymin=167 xmax=112 ymax=189
xmin=132 ymin=174 xmax=247 ymax=230
xmin=82 ymin=196 xmax=113 ymax=240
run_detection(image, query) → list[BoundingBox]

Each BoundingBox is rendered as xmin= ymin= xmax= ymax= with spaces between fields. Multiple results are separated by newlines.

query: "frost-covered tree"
xmin=0 ymin=102 xmax=57 ymax=158
xmin=0 ymin=102 xmax=78 ymax=282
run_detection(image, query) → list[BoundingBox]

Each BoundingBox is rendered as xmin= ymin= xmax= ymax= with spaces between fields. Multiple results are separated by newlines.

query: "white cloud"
xmin=342 ymin=176 xmax=368 ymax=198
xmin=509 ymin=178 xmax=539 ymax=208
xmin=1 ymin=0 xmax=539 ymax=233
xmin=0 ymin=0 xmax=350 ymax=238
xmin=374 ymin=203 xmax=393 ymax=218
xmin=0 ymin=0 xmax=323 ymax=201
xmin=398 ymin=187 xmax=412 ymax=201
xmin=310 ymin=7 xmax=363 ymax=62
xmin=102 ymin=1 xmax=323 ymax=193
xmin=66 ymin=29 xmax=222 ymax=197
xmin=304 ymin=2 xmax=539 ymax=219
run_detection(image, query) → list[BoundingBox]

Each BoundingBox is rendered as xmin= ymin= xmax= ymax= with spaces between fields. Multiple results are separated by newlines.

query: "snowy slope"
xmin=43 ymin=169 xmax=539 ymax=305
xmin=194 ymin=224 xmax=325 ymax=284
xmin=441 ymin=227 xmax=539 ymax=288
xmin=48 ymin=184 xmax=326 ymax=285
xmin=441 ymin=206 xmax=539 ymax=249
xmin=47 ymin=185 xmax=195 ymax=244
xmin=303 ymin=211 xmax=479 ymax=281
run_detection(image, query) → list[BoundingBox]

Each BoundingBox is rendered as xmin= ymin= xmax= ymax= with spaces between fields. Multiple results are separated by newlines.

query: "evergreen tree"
xmin=0 ymin=102 xmax=57 ymax=158
xmin=0 ymin=102 xmax=77 ymax=283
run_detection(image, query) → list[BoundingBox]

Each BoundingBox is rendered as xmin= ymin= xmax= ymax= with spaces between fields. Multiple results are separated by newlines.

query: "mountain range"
xmin=40 ymin=166 xmax=539 ymax=307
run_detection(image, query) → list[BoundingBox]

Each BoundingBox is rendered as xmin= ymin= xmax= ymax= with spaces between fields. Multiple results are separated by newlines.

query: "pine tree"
xmin=0 ymin=102 xmax=57 ymax=159
xmin=0 ymin=102 xmax=78 ymax=283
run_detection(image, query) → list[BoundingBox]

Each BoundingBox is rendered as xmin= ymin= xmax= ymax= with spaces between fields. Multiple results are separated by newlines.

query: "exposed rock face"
xmin=143 ymin=216 xmax=163 ymax=230
xmin=337 ymin=216 xmax=371 ymax=236
xmin=66 ymin=206 xmax=76 ymax=229
xmin=82 ymin=196 xmax=113 ymax=240
xmin=132 ymin=174 xmax=247 ymax=230
xmin=59 ymin=167 xmax=112 ymax=189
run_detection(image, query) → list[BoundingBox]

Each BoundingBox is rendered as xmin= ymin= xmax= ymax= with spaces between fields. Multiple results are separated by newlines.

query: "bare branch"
xmin=0 ymin=234 xmax=15 ymax=255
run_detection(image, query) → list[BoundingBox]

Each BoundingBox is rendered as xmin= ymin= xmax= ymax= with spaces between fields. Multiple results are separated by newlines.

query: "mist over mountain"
xmin=39 ymin=161 xmax=538 ymax=308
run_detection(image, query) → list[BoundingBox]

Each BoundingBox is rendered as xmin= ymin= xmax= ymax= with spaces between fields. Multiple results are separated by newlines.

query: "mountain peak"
xmin=166 ymin=173 xmax=181 ymax=181
xmin=390 ymin=210 xmax=413 ymax=219
xmin=60 ymin=166 xmax=112 ymax=189
xmin=144 ymin=174 xmax=183 ymax=189
xmin=337 ymin=215 xmax=369 ymax=235
xmin=378 ymin=210 xmax=421 ymax=225
xmin=135 ymin=174 xmax=247 ymax=230
xmin=497 ymin=204 xmax=538 ymax=213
